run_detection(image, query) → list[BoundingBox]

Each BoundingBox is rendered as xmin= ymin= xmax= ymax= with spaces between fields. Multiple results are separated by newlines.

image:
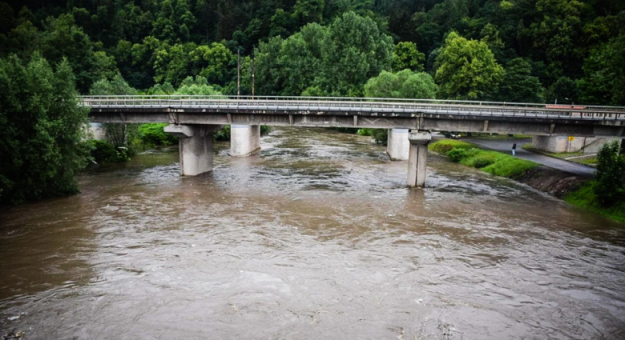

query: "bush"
xmin=213 ymin=125 xmax=230 ymax=141
xmin=357 ymin=128 xmax=388 ymax=145
xmin=447 ymin=148 xmax=468 ymax=162
xmin=371 ymin=129 xmax=388 ymax=145
xmin=594 ymin=141 xmax=625 ymax=207
xmin=566 ymin=182 xmax=625 ymax=224
xmin=429 ymin=140 xmax=475 ymax=154
xmin=260 ymin=125 xmax=271 ymax=135
xmin=461 ymin=149 xmax=501 ymax=168
xmin=482 ymin=157 xmax=538 ymax=178
xmin=138 ymin=123 xmax=178 ymax=147
xmin=90 ymin=140 xmax=131 ymax=164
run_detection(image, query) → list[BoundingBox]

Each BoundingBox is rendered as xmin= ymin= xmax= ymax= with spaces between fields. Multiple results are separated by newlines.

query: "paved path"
xmin=464 ymin=138 xmax=596 ymax=177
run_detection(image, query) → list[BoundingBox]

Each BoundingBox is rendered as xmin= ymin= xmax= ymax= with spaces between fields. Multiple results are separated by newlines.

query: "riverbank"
xmin=429 ymin=139 xmax=624 ymax=224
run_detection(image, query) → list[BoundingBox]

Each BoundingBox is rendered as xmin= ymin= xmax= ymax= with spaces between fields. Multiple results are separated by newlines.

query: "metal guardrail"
xmin=80 ymin=95 xmax=625 ymax=121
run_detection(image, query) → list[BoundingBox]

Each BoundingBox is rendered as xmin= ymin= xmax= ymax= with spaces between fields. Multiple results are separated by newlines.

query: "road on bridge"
xmin=461 ymin=137 xmax=597 ymax=178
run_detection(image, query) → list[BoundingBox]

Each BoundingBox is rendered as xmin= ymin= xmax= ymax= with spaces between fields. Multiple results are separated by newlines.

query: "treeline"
xmin=0 ymin=0 xmax=623 ymax=104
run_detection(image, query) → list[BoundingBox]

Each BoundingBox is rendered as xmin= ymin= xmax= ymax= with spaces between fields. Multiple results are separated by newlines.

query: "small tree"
xmin=594 ymin=141 xmax=625 ymax=207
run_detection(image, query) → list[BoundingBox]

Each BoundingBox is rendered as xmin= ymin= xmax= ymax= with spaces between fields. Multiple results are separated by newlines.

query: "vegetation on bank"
xmin=0 ymin=54 xmax=90 ymax=204
xmin=432 ymin=140 xmax=625 ymax=224
xmin=429 ymin=139 xmax=538 ymax=179
xmin=565 ymin=142 xmax=625 ymax=223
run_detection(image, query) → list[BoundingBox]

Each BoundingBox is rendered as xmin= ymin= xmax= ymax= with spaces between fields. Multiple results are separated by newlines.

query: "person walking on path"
xmin=512 ymin=143 xmax=517 ymax=156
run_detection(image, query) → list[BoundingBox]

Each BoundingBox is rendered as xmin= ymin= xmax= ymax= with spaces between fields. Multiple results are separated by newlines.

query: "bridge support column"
xmin=231 ymin=125 xmax=261 ymax=157
xmin=407 ymin=131 xmax=432 ymax=188
xmin=386 ymin=128 xmax=410 ymax=160
xmin=164 ymin=124 xmax=222 ymax=176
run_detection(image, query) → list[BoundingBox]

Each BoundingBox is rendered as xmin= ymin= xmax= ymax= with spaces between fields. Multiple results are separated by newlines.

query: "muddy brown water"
xmin=1 ymin=128 xmax=624 ymax=339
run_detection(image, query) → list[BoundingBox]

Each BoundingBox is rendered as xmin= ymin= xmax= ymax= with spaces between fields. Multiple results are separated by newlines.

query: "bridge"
xmin=82 ymin=95 xmax=625 ymax=187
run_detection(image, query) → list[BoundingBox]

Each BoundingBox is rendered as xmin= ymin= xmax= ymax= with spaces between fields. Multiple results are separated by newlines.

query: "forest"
xmin=0 ymin=0 xmax=623 ymax=104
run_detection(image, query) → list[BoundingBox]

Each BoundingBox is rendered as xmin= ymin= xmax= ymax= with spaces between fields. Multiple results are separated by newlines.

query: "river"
xmin=1 ymin=128 xmax=624 ymax=339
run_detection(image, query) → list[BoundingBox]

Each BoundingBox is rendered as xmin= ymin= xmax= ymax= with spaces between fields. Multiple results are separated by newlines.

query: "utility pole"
xmin=237 ymin=48 xmax=241 ymax=99
xmin=251 ymin=49 xmax=255 ymax=99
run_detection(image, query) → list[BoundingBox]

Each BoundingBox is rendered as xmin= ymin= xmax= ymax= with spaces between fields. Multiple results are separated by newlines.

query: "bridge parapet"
xmin=82 ymin=95 xmax=625 ymax=137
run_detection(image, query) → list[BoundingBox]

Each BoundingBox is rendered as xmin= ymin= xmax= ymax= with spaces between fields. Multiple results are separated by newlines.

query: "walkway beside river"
xmin=463 ymin=137 xmax=597 ymax=177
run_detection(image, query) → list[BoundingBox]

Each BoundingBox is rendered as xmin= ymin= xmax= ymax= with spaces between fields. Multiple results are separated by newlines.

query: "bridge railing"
xmin=80 ymin=95 xmax=625 ymax=120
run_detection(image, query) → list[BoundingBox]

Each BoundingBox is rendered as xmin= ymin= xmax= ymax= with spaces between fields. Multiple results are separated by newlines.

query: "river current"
xmin=1 ymin=128 xmax=624 ymax=339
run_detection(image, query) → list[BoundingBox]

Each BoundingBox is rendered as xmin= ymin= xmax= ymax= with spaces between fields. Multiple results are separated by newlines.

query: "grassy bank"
xmin=429 ymin=140 xmax=539 ymax=179
xmin=565 ymin=182 xmax=625 ymax=224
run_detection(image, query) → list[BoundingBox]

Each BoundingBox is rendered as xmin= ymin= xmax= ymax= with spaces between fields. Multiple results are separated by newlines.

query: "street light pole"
xmin=251 ymin=49 xmax=255 ymax=99
xmin=237 ymin=48 xmax=241 ymax=99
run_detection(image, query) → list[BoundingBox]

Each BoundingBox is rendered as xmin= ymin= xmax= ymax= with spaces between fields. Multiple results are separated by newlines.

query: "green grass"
xmin=565 ymin=182 xmax=625 ymax=224
xmin=430 ymin=139 xmax=539 ymax=179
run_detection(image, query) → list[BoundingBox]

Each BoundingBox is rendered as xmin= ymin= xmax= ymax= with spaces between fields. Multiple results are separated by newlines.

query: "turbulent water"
xmin=1 ymin=128 xmax=624 ymax=339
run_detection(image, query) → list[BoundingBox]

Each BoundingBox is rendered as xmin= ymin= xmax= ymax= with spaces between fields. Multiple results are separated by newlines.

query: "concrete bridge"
xmin=82 ymin=95 xmax=625 ymax=187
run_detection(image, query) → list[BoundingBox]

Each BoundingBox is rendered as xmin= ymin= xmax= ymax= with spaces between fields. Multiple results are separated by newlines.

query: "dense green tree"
xmin=577 ymin=33 xmax=625 ymax=105
xmin=497 ymin=58 xmax=544 ymax=103
xmin=435 ymin=32 xmax=504 ymax=100
xmin=594 ymin=141 xmax=625 ymax=207
xmin=319 ymin=11 xmax=393 ymax=96
xmin=175 ymin=75 xmax=223 ymax=95
xmin=130 ymin=36 xmax=162 ymax=89
xmin=190 ymin=42 xmax=235 ymax=86
xmin=392 ymin=42 xmax=425 ymax=72
xmin=293 ymin=0 xmax=325 ymax=25
xmin=256 ymin=12 xmax=392 ymax=96
xmin=364 ymin=69 xmax=437 ymax=99
xmin=546 ymin=76 xmax=578 ymax=104
xmin=529 ymin=0 xmax=584 ymax=78
xmin=0 ymin=54 xmax=90 ymax=204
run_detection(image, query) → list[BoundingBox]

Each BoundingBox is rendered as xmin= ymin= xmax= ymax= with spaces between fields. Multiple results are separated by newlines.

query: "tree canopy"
xmin=0 ymin=54 xmax=90 ymax=204
xmin=0 ymin=0 xmax=622 ymax=104
xmin=435 ymin=32 xmax=504 ymax=100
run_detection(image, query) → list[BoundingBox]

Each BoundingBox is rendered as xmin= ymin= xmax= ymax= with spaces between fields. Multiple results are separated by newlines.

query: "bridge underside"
xmin=89 ymin=109 xmax=625 ymax=137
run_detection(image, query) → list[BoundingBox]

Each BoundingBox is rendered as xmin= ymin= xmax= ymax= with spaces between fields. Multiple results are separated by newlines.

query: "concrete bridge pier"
xmin=164 ymin=124 xmax=222 ymax=176
xmin=386 ymin=128 xmax=410 ymax=160
xmin=230 ymin=125 xmax=261 ymax=157
xmin=407 ymin=131 xmax=432 ymax=188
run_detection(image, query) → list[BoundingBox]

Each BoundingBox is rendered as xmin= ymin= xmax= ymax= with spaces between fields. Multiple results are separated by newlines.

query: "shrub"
xmin=429 ymin=140 xmax=475 ymax=154
xmin=594 ymin=141 xmax=625 ymax=207
xmin=447 ymin=148 xmax=468 ymax=162
xmin=214 ymin=125 xmax=231 ymax=141
xmin=471 ymin=154 xmax=498 ymax=168
xmin=357 ymin=128 xmax=388 ymax=145
xmin=461 ymin=150 xmax=501 ymax=168
xmin=482 ymin=157 xmax=538 ymax=178
xmin=138 ymin=123 xmax=178 ymax=147
xmin=90 ymin=140 xmax=130 ymax=164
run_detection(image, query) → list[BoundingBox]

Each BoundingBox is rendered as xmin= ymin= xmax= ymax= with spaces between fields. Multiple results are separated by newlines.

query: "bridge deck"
xmin=81 ymin=96 xmax=625 ymax=136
